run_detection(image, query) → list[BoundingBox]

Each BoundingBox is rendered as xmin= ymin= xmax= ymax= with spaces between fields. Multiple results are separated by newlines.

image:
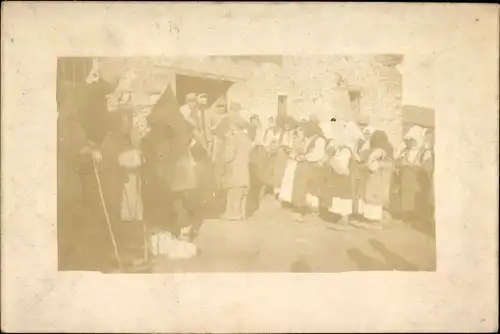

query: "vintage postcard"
xmin=2 ymin=2 xmax=498 ymax=333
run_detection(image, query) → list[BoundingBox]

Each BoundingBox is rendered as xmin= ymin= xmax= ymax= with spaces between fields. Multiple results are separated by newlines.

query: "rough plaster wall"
xmin=101 ymin=56 xmax=403 ymax=144
xmin=226 ymin=55 xmax=394 ymax=125
xmin=402 ymin=55 xmax=434 ymax=109
xmin=227 ymin=62 xmax=286 ymax=120
xmin=371 ymin=64 xmax=403 ymax=145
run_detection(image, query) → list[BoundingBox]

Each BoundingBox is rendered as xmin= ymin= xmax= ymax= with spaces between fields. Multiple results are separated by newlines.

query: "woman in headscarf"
xmin=260 ymin=115 xmax=281 ymax=192
xmin=396 ymin=125 xmax=428 ymax=223
xmin=271 ymin=116 xmax=296 ymax=198
xmin=279 ymin=119 xmax=327 ymax=222
xmin=418 ymin=130 xmax=435 ymax=230
xmin=247 ymin=114 xmax=271 ymax=217
xmin=319 ymin=121 xmax=362 ymax=230
xmin=358 ymin=126 xmax=374 ymax=155
xmin=355 ymin=130 xmax=395 ymax=229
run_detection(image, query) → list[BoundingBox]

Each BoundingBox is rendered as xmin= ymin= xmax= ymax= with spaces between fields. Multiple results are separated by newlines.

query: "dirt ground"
xmin=150 ymin=196 xmax=436 ymax=273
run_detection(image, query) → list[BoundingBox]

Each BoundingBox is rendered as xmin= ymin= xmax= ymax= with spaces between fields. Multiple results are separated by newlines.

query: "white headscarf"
xmin=362 ymin=126 xmax=375 ymax=138
xmin=328 ymin=121 xmax=363 ymax=174
xmin=404 ymin=125 xmax=428 ymax=148
xmin=401 ymin=125 xmax=428 ymax=164
xmin=337 ymin=121 xmax=363 ymax=150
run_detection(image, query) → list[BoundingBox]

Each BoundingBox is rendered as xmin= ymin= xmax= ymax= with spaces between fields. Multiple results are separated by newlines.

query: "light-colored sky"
xmin=400 ymin=55 xmax=434 ymax=109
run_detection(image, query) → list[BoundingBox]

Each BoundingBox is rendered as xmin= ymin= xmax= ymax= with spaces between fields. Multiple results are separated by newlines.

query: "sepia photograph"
xmin=3 ymin=2 xmax=497 ymax=332
xmin=57 ymin=55 xmax=436 ymax=273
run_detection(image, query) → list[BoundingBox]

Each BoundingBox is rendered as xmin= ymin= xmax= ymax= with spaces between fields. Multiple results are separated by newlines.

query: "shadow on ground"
xmin=347 ymin=239 xmax=421 ymax=271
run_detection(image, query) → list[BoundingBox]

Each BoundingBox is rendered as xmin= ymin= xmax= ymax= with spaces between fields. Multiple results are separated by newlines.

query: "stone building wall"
xmin=225 ymin=55 xmax=404 ymax=144
xmin=98 ymin=55 xmax=404 ymax=144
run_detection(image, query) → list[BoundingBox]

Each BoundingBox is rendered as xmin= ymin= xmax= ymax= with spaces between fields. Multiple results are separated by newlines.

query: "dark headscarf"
xmin=370 ymin=130 xmax=393 ymax=158
xmin=303 ymin=120 xmax=324 ymax=138
xmin=107 ymin=108 xmax=133 ymax=134
xmin=77 ymin=78 xmax=115 ymax=146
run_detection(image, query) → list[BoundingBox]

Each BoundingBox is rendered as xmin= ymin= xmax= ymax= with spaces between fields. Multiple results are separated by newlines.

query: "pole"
xmin=92 ymin=159 xmax=123 ymax=270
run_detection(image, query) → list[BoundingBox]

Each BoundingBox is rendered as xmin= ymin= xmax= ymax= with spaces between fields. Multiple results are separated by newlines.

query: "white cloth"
xmin=329 ymin=197 xmax=353 ymax=216
xmin=180 ymin=104 xmax=194 ymax=120
xmin=149 ymin=231 xmax=198 ymax=259
xmin=279 ymin=160 xmax=298 ymax=203
xmin=119 ymin=149 xmax=144 ymax=222
xmin=121 ymin=173 xmax=143 ymax=221
xmin=305 ymin=137 xmax=327 ymax=162
xmin=358 ymin=200 xmax=383 ymax=221
xmin=306 ymin=194 xmax=319 ymax=209
xmin=344 ymin=121 xmax=364 ymax=143
xmin=406 ymin=148 xmax=421 ymax=166
xmin=118 ymin=149 xmax=142 ymax=169
xmin=330 ymin=147 xmax=352 ymax=176
xmin=422 ymin=149 xmax=433 ymax=163
xmin=262 ymin=127 xmax=278 ymax=147
xmin=281 ymin=131 xmax=292 ymax=148
xmin=363 ymin=126 xmax=375 ymax=137
xmin=399 ymin=126 xmax=428 ymax=165
xmin=332 ymin=121 xmax=362 ymax=153
xmin=404 ymin=125 xmax=427 ymax=148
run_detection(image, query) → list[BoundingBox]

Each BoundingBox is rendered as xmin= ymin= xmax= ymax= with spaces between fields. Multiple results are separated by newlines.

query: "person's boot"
xmin=332 ymin=215 xmax=354 ymax=230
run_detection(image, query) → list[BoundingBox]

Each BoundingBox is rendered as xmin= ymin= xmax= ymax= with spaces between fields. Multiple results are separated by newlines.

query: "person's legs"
xmin=172 ymin=192 xmax=187 ymax=238
xmin=179 ymin=189 xmax=203 ymax=239
xmin=186 ymin=190 xmax=203 ymax=238
xmin=246 ymin=163 xmax=261 ymax=217
xmin=359 ymin=202 xmax=384 ymax=229
xmin=327 ymin=197 xmax=355 ymax=230
xmin=235 ymin=186 xmax=247 ymax=220
xmin=293 ymin=206 xmax=308 ymax=222
xmin=223 ymin=187 xmax=234 ymax=218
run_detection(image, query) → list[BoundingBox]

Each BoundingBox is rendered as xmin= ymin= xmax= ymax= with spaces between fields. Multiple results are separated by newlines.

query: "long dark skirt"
xmin=320 ymin=166 xmax=354 ymax=210
xmin=399 ymin=166 xmax=420 ymax=213
xmin=172 ymin=189 xmax=203 ymax=236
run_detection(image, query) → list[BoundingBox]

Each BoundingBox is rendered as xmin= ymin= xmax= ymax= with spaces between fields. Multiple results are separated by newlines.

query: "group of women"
xmin=247 ymin=116 xmax=435 ymax=231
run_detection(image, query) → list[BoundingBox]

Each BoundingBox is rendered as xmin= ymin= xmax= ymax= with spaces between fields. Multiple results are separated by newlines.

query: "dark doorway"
xmin=175 ymin=74 xmax=235 ymax=108
xmin=277 ymin=94 xmax=288 ymax=121
xmin=348 ymin=90 xmax=362 ymax=122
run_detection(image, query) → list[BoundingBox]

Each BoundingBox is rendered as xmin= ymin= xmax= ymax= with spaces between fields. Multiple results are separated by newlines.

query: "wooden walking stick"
xmin=93 ymin=159 xmax=123 ymax=270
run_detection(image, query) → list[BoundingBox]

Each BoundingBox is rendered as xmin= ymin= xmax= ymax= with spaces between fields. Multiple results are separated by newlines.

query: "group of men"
xmin=57 ymin=67 xmax=435 ymax=272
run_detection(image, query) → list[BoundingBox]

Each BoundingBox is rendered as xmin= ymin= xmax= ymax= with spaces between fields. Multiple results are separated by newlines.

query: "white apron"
xmin=279 ymin=159 xmax=298 ymax=203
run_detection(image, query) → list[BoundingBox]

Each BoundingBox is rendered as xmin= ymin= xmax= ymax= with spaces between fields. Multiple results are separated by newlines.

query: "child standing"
xmin=221 ymin=118 xmax=253 ymax=220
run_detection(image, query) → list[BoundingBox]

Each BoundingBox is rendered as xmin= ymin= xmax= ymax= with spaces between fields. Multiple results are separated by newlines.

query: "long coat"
xmin=222 ymin=130 xmax=253 ymax=188
xmin=398 ymin=147 xmax=424 ymax=212
xmin=57 ymin=115 xmax=87 ymax=268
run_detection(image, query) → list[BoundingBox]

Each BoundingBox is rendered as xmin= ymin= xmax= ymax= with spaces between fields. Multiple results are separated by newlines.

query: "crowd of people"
xmin=242 ymin=110 xmax=435 ymax=231
xmin=57 ymin=71 xmax=435 ymax=273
